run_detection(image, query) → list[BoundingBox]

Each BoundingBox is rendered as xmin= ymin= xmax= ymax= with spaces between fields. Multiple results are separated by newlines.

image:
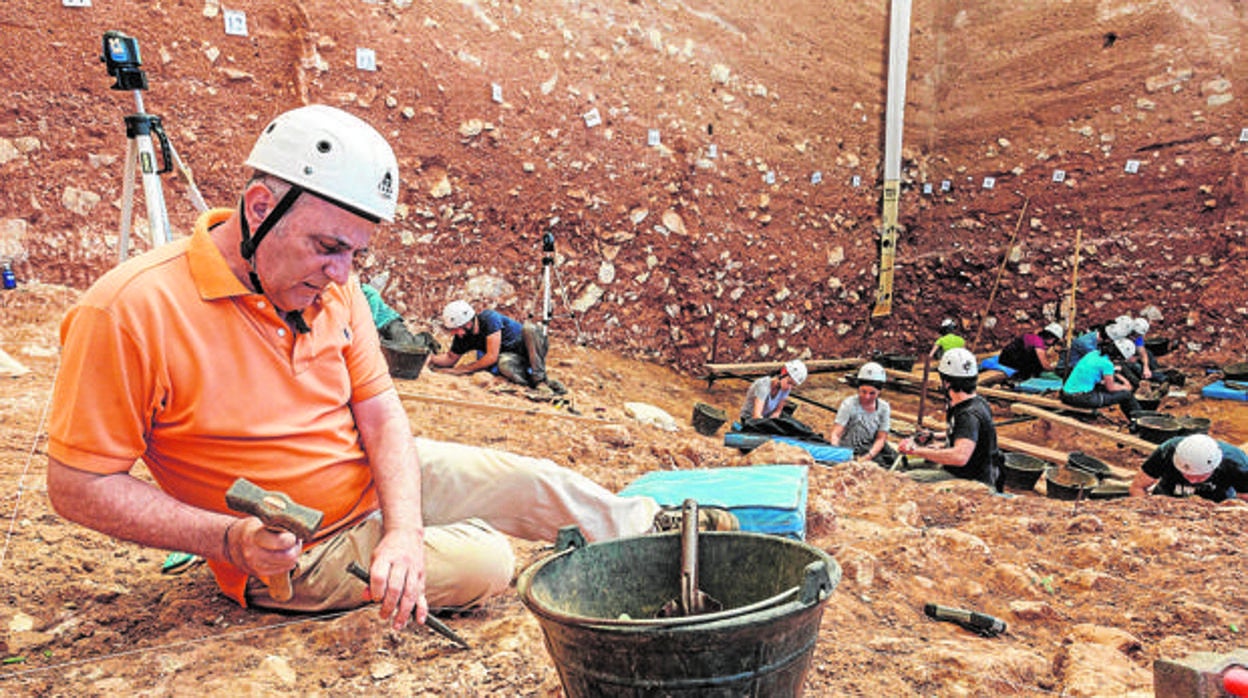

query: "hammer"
xmin=224 ymin=478 xmax=324 ymax=602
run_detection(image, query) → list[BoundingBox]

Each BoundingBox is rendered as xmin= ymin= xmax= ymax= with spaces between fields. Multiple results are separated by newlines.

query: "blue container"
xmin=2 ymin=263 xmax=15 ymax=290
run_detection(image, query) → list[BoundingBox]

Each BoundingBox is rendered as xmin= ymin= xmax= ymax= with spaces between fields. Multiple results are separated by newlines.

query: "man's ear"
xmin=242 ymin=181 xmax=276 ymax=226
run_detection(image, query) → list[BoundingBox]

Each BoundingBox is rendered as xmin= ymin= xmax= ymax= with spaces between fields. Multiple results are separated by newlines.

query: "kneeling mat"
xmin=1202 ymin=380 xmax=1248 ymax=402
xmin=620 ymin=464 xmax=809 ymax=540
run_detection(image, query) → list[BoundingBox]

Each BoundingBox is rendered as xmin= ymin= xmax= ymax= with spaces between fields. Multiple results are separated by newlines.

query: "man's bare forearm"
xmin=46 ymin=457 xmax=234 ymax=560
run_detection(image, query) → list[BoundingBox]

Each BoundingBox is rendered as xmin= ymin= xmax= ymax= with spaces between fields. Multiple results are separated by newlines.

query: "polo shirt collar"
xmin=189 ymin=209 xmax=251 ymax=301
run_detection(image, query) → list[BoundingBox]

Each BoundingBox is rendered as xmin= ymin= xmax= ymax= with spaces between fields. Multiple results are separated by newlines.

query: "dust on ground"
xmin=2 ymin=283 xmax=1247 ymax=696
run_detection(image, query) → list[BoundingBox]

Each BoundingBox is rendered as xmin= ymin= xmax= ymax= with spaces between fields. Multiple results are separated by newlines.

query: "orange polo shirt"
xmin=48 ymin=209 xmax=394 ymax=604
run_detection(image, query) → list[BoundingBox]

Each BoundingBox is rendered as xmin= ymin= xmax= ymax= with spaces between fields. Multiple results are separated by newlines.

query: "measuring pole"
xmin=872 ymin=0 xmax=913 ymax=318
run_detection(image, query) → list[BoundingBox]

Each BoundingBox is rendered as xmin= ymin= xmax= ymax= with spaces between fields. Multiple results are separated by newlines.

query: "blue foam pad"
xmin=1202 ymin=380 xmax=1248 ymax=402
xmin=1017 ymin=376 xmax=1064 ymax=394
xmin=723 ymin=431 xmax=853 ymax=465
xmin=619 ymin=465 xmax=810 ymax=539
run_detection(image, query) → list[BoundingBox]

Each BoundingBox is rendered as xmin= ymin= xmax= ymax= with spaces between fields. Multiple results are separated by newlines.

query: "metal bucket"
xmin=1044 ymin=465 xmax=1098 ymax=501
xmin=1001 ymin=453 xmax=1046 ymax=491
xmin=1067 ymin=452 xmax=1110 ymax=481
xmin=518 ymin=527 xmax=840 ymax=697
xmin=691 ymin=402 xmax=729 ymax=436
xmin=1137 ymin=414 xmax=1183 ymax=444
xmin=380 ymin=340 xmax=429 ymax=380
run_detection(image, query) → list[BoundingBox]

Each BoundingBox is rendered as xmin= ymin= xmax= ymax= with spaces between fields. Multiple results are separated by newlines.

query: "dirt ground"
xmin=2 ymin=0 xmax=1248 ymax=695
xmin=3 ymin=282 xmax=1248 ymax=697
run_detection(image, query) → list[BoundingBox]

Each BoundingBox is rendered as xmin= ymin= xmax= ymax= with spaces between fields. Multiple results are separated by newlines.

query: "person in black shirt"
xmin=1130 ymin=434 xmax=1248 ymax=503
xmin=899 ymin=347 xmax=1003 ymax=492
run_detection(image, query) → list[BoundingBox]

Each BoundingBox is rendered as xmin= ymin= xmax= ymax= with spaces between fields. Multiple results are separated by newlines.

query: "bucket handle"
xmin=801 ymin=560 xmax=834 ymax=605
xmin=554 ymin=526 xmax=587 ymax=553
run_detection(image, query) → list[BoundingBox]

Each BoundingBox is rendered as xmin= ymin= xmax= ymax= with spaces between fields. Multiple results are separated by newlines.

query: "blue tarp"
xmin=620 ymin=465 xmax=810 ymax=540
xmin=1202 ymin=380 xmax=1248 ymax=402
xmin=723 ymin=430 xmax=853 ymax=465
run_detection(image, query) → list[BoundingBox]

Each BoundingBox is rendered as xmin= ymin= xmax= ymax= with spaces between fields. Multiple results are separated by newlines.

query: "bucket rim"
xmin=516 ymin=530 xmax=838 ymax=630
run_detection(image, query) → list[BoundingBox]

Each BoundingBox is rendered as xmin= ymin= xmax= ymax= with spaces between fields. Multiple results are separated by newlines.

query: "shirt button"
xmin=277 ymin=328 xmax=287 ymax=337
xmin=257 ymin=300 xmax=266 ymax=309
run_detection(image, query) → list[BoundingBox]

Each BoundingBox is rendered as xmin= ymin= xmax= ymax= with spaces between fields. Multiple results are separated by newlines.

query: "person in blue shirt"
xmin=1059 ymin=335 xmax=1141 ymax=420
xmin=1130 ymin=434 xmax=1248 ymax=503
xmin=428 ymin=300 xmax=564 ymax=393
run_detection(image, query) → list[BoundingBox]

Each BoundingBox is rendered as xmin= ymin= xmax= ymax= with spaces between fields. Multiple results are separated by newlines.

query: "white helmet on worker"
xmin=938 ymin=347 xmax=978 ymax=378
xmin=939 ymin=318 xmax=957 ymax=333
xmin=1043 ymin=323 xmax=1064 ymax=342
xmin=1106 ymin=318 xmax=1131 ymax=340
xmin=1113 ymin=338 xmax=1137 ymax=362
xmin=1132 ymin=317 xmax=1150 ymax=336
xmin=442 ymin=300 xmax=475 ymax=329
xmin=857 ymin=362 xmax=887 ymax=386
xmin=246 ymin=104 xmax=399 ymax=223
xmin=782 ymin=360 xmax=807 ymax=386
xmin=1174 ymin=434 xmax=1222 ymax=479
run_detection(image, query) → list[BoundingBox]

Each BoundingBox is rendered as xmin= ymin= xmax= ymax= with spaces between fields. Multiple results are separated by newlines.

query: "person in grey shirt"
xmin=829 ymin=362 xmax=897 ymax=467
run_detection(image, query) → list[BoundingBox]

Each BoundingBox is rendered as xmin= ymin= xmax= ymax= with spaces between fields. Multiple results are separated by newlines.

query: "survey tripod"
xmin=101 ymin=30 xmax=206 ymax=262
xmin=537 ymin=226 xmax=585 ymax=342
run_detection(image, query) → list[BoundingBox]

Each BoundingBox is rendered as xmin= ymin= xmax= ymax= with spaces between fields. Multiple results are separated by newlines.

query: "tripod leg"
xmin=136 ymin=132 xmax=172 ymax=247
xmin=119 ymin=138 xmax=138 ymax=262
xmin=167 ymin=141 xmax=209 ymax=214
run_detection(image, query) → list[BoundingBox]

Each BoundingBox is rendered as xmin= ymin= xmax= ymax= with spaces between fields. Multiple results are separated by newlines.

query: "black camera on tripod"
xmin=101 ymin=30 xmax=148 ymax=91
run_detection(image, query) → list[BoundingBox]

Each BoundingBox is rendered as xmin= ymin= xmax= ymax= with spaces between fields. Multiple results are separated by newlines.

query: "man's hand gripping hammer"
xmin=225 ymin=478 xmax=324 ymax=602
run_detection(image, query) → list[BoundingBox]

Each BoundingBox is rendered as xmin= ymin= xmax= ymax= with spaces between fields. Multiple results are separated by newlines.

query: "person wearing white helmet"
xmin=979 ymin=321 xmax=1064 ymax=387
xmin=46 ymin=105 xmax=670 ymax=633
xmin=1059 ymin=332 xmax=1142 ymax=420
xmin=929 ymin=317 xmax=966 ymax=361
xmin=899 ymin=347 xmax=1004 ymax=492
xmin=427 ymin=299 xmax=563 ymax=393
xmin=1130 ymin=434 xmax=1248 ymax=502
xmin=829 ymin=362 xmax=898 ymax=467
xmin=739 ymin=360 xmax=807 ymax=423
xmin=1064 ymin=317 xmax=1131 ymax=377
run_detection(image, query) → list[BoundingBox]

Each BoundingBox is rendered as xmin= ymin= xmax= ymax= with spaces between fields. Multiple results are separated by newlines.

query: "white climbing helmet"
xmin=1113 ymin=338 xmax=1137 ymax=362
xmin=857 ymin=362 xmax=887 ymax=385
xmin=1106 ymin=318 xmax=1131 ymax=340
xmin=1132 ymin=317 xmax=1150 ymax=336
xmin=783 ymin=360 xmax=808 ymax=386
xmin=1043 ymin=323 xmax=1064 ymax=341
xmin=246 ymin=105 xmax=399 ymax=222
xmin=938 ymin=347 xmax=978 ymax=378
xmin=1174 ymin=434 xmax=1222 ymax=479
xmin=442 ymin=300 xmax=475 ymax=329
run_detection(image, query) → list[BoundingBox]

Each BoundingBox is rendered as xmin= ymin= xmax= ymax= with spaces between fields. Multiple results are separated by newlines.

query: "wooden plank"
xmin=1010 ymin=403 xmax=1157 ymax=454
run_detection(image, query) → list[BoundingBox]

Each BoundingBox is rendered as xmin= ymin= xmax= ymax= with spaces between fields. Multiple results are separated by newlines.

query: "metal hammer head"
xmin=225 ymin=478 xmax=323 ymax=540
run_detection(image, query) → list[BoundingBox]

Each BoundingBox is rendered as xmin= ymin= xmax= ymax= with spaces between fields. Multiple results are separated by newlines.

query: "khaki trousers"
xmin=248 ymin=438 xmax=660 ymax=612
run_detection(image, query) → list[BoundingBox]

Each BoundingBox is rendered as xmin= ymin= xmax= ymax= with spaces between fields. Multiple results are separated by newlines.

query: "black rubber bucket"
xmin=691 ymin=402 xmax=728 ymax=436
xmin=380 ymin=340 xmax=429 ymax=379
xmin=881 ymin=354 xmax=916 ymax=371
xmin=1176 ymin=416 xmax=1211 ymax=436
xmin=1044 ymin=466 xmax=1098 ymax=501
xmin=1067 ymin=452 xmax=1110 ymax=481
xmin=1137 ymin=414 xmax=1183 ymax=444
xmin=1002 ymin=453 xmax=1046 ymax=491
xmin=1144 ymin=336 xmax=1171 ymax=358
xmin=518 ymin=527 xmax=840 ymax=697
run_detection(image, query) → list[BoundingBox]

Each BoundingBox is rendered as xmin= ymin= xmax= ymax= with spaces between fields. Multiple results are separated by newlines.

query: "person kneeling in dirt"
xmin=44 ymin=105 xmax=684 ymax=632
xmin=829 ymin=362 xmax=898 ymax=467
xmin=979 ymin=322 xmax=1064 ymax=387
xmin=1058 ymin=335 xmax=1142 ymax=422
xmin=736 ymin=360 xmax=824 ymax=440
xmin=1129 ymin=434 xmax=1248 ymax=503
xmin=897 ymin=348 xmax=1004 ymax=492
xmin=427 ymin=300 xmax=565 ymax=394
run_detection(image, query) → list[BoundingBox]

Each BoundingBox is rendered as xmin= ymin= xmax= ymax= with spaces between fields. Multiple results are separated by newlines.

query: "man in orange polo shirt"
xmin=45 ymin=105 xmax=670 ymax=631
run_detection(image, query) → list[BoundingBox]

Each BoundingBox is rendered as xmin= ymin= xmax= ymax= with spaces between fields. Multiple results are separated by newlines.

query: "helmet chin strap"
xmin=238 ymin=186 xmax=311 ymax=334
